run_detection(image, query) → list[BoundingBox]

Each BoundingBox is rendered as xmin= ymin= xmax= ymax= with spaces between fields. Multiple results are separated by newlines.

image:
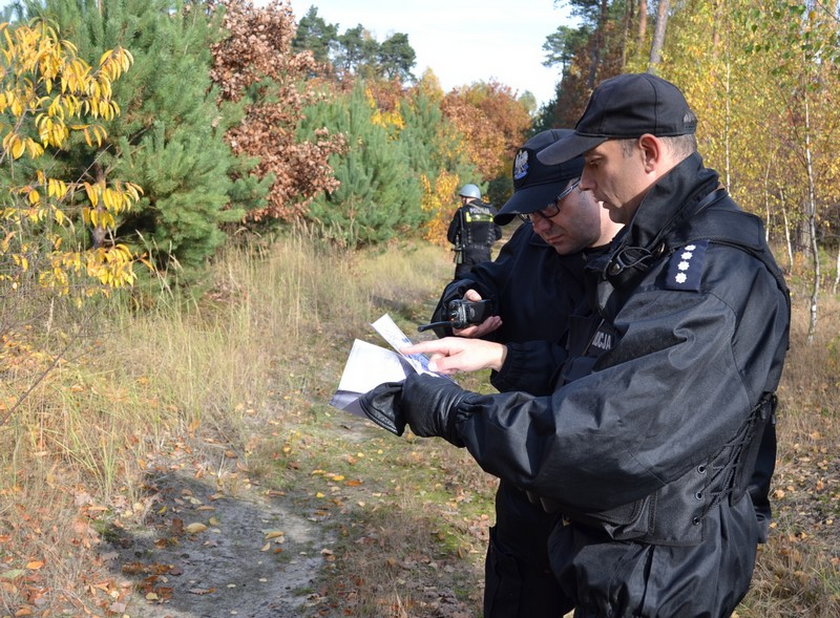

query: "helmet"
xmin=458 ymin=183 xmax=481 ymax=199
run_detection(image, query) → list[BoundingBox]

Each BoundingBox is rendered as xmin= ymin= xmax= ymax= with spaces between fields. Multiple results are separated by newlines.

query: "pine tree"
xmin=291 ymin=5 xmax=337 ymax=66
xmin=22 ymin=0 xmax=261 ymax=278
xmin=398 ymin=85 xmax=479 ymax=246
xmin=335 ymin=24 xmax=380 ymax=79
xmin=399 ymin=89 xmax=476 ymax=185
xmin=378 ymin=33 xmax=415 ymax=82
xmin=298 ymin=82 xmax=423 ymax=248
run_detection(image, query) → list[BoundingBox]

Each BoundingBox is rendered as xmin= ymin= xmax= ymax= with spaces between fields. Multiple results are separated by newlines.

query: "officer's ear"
xmin=638 ymin=134 xmax=662 ymax=173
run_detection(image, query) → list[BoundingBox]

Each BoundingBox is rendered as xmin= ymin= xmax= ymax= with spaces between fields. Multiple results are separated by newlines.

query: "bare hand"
xmin=401 ymin=337 xmax=508 ymax=375
xmin=453 ymin=316 xmax=503 ymax=338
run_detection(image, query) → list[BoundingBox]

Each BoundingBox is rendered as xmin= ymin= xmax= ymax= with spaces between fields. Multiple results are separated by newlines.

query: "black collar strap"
xmin=603 ymin=187 xmax=728 ymax=281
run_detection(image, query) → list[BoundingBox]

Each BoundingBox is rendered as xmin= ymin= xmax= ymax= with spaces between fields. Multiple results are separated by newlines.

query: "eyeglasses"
xmin=518 ymin=179 xmax=581 ymax=223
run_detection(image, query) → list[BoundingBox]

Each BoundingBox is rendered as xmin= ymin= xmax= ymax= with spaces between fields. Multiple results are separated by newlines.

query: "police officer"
xmin=361 ymin=74 xmax=790 ymax=617
xmin=448 ymin=184 xmax=502 ymax=279
xmin=431 ymin=129 xmax=622 ymax=617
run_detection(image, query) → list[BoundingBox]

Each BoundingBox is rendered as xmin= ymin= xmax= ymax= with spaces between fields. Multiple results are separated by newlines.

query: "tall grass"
xmin=0 ymin=232 xmax=454 ymax=613
xmin=1 ymin=231 xmax=836 ymax=616
xmin=737 ymin=288 xmax=840 ymax=618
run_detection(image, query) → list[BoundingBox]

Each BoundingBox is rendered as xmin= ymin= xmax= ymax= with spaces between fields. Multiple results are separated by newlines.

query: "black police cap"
xmin=538 ymin=73 xmax=697 ymax=165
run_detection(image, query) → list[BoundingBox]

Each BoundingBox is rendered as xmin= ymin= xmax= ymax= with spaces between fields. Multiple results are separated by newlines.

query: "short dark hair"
xmin=616 ymin=128 xmax=698 ymax=160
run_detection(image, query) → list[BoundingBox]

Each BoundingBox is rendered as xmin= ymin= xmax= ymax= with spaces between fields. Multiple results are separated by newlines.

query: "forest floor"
xmin=103 ymin=313 xmax=839 ymax=618
xmin=3 ymin=241 xmax=837 ymax=618
xmin=99 ymin=435 xmax=333 ymax=618
xmin=100 ymin=302 xmax=493 ymax=618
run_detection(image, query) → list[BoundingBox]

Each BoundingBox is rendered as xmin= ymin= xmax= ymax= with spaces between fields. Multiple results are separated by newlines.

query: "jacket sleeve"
xmin=446 ymin=209 xmax=461 ymax=245
xmin=490 ymin=340 xmax=567 ymax=395
xmin=429 ymin=277 xmax=494 ymax=338
xmin=447 ymin=247 xmax=788 ymax=513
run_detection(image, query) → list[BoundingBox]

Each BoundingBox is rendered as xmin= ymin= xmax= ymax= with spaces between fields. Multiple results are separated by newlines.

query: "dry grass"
xmin=0 ymin=232 xmax=455 ymax=615
xmin=0 ymin=233 xmax=837 ymax=616
xmin=737 ymin=285 xmax=840 ymax=617
xmin=302 ymin=438 xmax=494 ymax=617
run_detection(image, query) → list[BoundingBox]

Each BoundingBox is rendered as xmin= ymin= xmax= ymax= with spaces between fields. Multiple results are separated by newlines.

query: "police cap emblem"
xmin=513 ymin=149 xmax=529 ymax=180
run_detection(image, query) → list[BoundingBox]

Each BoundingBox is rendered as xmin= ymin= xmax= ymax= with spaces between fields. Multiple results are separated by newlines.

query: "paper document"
xmin=370 ymin=313 xmax=441 ymax=376
xmin=329 ymin=339 xmax=413 ymax=416
xmin=329 ymin=314 xmax=449 ymax=417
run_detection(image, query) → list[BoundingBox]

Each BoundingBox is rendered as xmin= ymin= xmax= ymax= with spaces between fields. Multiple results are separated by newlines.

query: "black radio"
xmin=417 ymin=299 xmax=494 ymax=332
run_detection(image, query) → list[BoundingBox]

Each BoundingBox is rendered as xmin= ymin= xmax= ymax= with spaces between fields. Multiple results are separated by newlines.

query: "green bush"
xmin=299 ymin=82 xmax=423 ymax=248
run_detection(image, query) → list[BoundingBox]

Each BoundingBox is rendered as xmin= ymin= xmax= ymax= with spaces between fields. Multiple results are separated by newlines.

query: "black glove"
xmin=401 ymin=373 xmax=471 ymax=446
xmin=358 ymin=381 xmax=406 ymax=436
xmin=358 ymin=374 xmax=474 ymax=446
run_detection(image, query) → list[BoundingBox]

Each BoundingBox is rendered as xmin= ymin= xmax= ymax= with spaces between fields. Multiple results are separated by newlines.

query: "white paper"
xmin=329 ymin=339 xmax=413 ymax=416
xmin=329 ymin=314 xmax=450 ymax=416
xmin=370 ymin=313 xmax=441 ymax=376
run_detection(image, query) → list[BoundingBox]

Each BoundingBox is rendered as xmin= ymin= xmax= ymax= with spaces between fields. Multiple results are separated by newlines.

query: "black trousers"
xmin=483 ymin=480 xmax=573 ymax=617
xmin=454 ymin=248 xmax=492 ymax=279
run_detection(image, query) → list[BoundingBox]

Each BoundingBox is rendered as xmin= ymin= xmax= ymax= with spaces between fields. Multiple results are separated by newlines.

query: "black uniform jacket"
xmin=447 ymin=200 xmax=502 ymax=262
xmin=449 ymin=154 xmax=789 ymax=511
xmin=442 ymin=154 xmax=790 ymax=614
xmin=432 ymin=224 xmax=588 ymax=394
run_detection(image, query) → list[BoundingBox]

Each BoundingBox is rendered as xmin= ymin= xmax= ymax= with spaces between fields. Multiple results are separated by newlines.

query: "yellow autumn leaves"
xmin=420 ymin=170 xmax=460 ymax=247
xmin=0 ymin=18 xmax=144 ymax=296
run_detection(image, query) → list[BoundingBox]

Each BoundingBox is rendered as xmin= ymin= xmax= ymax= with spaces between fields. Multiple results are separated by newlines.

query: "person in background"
xmin=448 ymin=183 xmax=502 ymax=278
xmin=362 ymin=73 xmax=790 ymax=617
xmin=432 ymin=129 xmax=621 ymax=617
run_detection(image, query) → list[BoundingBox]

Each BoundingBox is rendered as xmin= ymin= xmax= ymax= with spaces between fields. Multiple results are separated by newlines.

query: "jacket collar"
xmin=587 ymin=153 xmax=721 ymax=297
xmin=622 ymin=152 xmax=720 ymax=251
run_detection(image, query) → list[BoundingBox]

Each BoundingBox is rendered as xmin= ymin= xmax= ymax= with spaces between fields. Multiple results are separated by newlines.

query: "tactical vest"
xmin=460 ymin=202 xmax=498 ymax=249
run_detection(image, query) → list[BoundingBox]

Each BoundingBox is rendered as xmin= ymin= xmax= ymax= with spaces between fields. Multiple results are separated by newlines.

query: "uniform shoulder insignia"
xmin=664 ymin=240 xmax=709 ymax=291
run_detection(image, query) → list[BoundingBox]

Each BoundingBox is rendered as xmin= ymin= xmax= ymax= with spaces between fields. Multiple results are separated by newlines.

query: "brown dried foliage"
xmin=209 ymin=0 xmax=345 ymax=222
xmin=365 ymin=78 xmax=405 ymax=115
xmin=441 ymin=80 xmax=532 ymax=181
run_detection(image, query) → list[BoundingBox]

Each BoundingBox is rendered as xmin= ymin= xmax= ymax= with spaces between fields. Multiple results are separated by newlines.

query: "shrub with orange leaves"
xmin=441 ymin=81 xmax=532 ymax=182
xmin=366 ymin=81 xmax=406 ymax=136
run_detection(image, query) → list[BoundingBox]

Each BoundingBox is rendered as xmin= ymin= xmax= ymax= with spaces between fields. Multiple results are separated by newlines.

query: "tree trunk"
xmin=648 ymin=0 xmax=671 ymax=73
xmin=621 ymin=1 xmax=632 ymax=67
xmin=638 ymin=0 xmax=648 ymax=48
xmin=587 ymin=0 xmax=611 ymax=89
xmin=92 ymin=163 xmax=107 ymax=249
xmin=804 ymin=97 xmax=819 ymax=343
xmin=724 ymin=61 xmax=731 ymax=188
xmin=833 ymin=244 xmax=839 ymax=295
xmin=763 ymin=156 xmax=771 ymax=244
xmin=782 ymin=203 xmax=793 ymax=272
xmin=711 ymin=0 xmax=723 ymax=55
